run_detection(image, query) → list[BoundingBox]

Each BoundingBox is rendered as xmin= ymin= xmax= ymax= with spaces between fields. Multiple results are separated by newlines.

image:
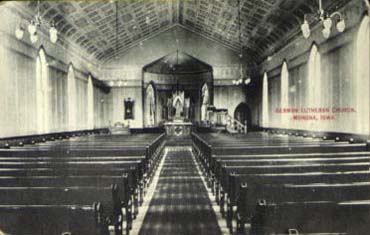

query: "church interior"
xmin=0 ymin=0 xmax=369 ymax=234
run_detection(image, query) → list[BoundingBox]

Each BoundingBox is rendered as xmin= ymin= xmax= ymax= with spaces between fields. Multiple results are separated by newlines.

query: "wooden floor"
xmin=138 ymin=147 xmax=222 ymax=235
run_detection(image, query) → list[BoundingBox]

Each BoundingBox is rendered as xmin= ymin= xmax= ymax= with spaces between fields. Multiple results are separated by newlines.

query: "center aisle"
xmin=138 ymin=147 xmax=222 ymax=235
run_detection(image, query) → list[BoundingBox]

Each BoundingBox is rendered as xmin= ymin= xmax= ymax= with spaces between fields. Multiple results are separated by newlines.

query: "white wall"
xmin=255 ymin=0 xmax=369 ymax=135
xmin=0 ymin=5 xmax=109 ymax=138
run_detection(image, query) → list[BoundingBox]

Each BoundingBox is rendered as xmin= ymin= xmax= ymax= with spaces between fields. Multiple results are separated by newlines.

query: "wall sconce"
xmin=244 ymin=78 xmax=251 ymax=85
xmin=108 ymin=80 xmax=129 ymax=87
xmin=232 ymin=77 xmax=251 ymax=86
xmin=301 ymin=0 xmax=345 ymax=39
xmin=289 ymin=85 xmax=296 ymax=93
xmin=118 ymin=81 xmax=128 ymax=87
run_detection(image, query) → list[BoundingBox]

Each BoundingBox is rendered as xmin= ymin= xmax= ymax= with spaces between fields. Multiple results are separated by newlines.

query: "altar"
xmin=163 ymin=89 xmax=193 ymax=136
xmin=164 ymin=121 xmax=192 ymax=136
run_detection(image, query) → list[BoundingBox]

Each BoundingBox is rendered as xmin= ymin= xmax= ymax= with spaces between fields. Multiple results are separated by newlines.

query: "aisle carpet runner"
xmin=138 ymin=147 xmax=222 ymax=235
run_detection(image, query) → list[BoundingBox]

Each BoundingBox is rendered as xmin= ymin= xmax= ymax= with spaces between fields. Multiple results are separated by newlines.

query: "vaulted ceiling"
xmin=14 ymin=0 xmax=352 ymax=65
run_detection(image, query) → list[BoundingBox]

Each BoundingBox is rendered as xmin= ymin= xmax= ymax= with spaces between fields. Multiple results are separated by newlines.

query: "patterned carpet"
xmin=165 ymin=136 xmax=192 ymax=146
xmin=138 ymin=147 xmax=222 ymax=235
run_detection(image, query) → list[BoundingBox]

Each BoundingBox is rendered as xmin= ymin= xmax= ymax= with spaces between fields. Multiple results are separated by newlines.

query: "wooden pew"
xmin=200 ymin=145 xmax=367 ymax=174
xmin=0 ymin=148 xmax=148 ymax=157
xmin=222 ymin=165 xmax=370 ymax=233
xmin=191 ymin=132 xmax=367 ymax=181
xmin=221 ymin=162 xmax=370 ymax=201
xmin=229 ymin=171 xmax=370 ymax=203
xmin=212 ymin=152 xmax=370 ymax=173
xmin=0 ymin=164 xmax=140 ymax=228
xmin=218 ymin=160 xmax=370 ymax=198
xmin=205 ymin=152 xmax=370 ymax=202
xmin=0 ymin=133 xmax=165 ymax=235
xmin=0 ymin=186 xmax=120 ymax=233
xmin=0 ymin=133 xmax=166 ymax=201
xmin=250 ymin=200 xmax=370 ymax=235
xmin=237 ymin=181 xmax=370 ymax=226
xmin=191 ymin=132 xmax=370 ymax=234
xmin=0 ymin=161 xmax=142 ymax=199
xmin=0 ymin=156 xmax=146 ymax=162
xmin=0 ymin=204 xmax=106 ymax=235
xmin=216 ymin=155 xmax=370 ymax=184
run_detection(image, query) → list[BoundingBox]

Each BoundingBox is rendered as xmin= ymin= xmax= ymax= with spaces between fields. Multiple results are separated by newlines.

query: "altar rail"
xmin=130 ymin=127 xmax=165 ymax=134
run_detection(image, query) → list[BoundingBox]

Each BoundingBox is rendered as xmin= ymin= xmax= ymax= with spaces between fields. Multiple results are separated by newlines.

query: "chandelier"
xmin=232 ymin=0 xmax=251 ymax=86
xmin=15 ymin=0 xmax=58 ymax=44
xmin=301 ymin=0 xmax=345 ymax=39
xmin=232 ymin=62 xmax=251 ymax=85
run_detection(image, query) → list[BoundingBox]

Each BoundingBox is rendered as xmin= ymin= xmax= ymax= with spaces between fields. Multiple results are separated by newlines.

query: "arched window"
xmin=355 ymin=15 xmax=370 ymax=134
xmin=307 ymin=44 xmax=321 ymax=108
xmin=87 ymin=75 xmax=94 ymax=129
xmin=280 ymin=61 xmax=289 ymax=127
xmin=201 ymin=83 xmax=209 ymax=122
xmin=262 ymin=72 xmax=269 ymax=127
xmin=67 ymin=65 xmax=77 ymax=131
xmin=36 ymin=48 xmax=49 ymax=133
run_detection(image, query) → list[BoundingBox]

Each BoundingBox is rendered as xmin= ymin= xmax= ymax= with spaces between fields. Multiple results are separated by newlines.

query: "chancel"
xmin=0 ymin=0 xmax=370 ymax=235
xmin=142 ymin=50 xmax=213 ymax=135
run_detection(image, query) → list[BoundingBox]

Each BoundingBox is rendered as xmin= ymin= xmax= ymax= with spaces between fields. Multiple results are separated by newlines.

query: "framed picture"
xmin=124 ymin=98 xmax=134 ymax=120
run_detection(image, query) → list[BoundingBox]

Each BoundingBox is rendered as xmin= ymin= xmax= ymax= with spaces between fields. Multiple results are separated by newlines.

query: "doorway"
xmin=234 ymin=102 xmax=252 ymax=130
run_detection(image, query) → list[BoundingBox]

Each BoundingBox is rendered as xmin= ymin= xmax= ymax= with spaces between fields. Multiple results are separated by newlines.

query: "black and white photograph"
xmin=0 ymin=0 xmax=369 ymax=234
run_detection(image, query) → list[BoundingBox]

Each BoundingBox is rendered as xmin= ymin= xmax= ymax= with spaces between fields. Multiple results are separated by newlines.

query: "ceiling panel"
xmin=15 ymin=0 xmax=352 ymax=64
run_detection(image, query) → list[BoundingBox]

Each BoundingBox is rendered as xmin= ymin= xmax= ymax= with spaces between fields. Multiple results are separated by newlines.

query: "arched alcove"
xmin=234 ymin=102 xmax=252 ymax=129
xmin=87 ymin=75 xmax=94 ymax=129
xmin=307 ymin=44 xmax=321 ymax=108
xmin=355 ymin=15 xmax=370 ymax=134
xmin=67 ymin=64 xmax=77 ymax=131
xmin=145 ymin=82 xmax=156 ymax=127
xmin=280 ymin=61 xmax=289 ymax=128
xmin=201 ymin=83 xmax=209 ymax=122
xmin=262 ymin=72 xmax=269 ymax=127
